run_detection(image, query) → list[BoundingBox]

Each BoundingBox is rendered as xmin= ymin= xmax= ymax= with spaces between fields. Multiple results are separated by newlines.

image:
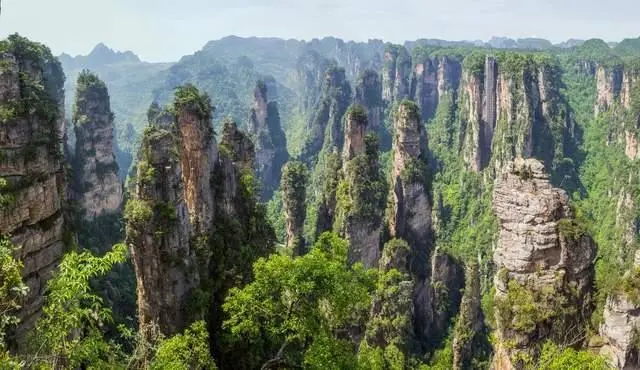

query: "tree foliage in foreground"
xmin=223 ymin=232 xmax=377 ymax=369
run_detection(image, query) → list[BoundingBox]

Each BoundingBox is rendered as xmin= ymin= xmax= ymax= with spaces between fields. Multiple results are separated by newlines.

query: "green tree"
xmin=26 ymin=244 xmax=128 ymax=369
xmin=0 ymin=236 xmax=27 ymax=369
xmin=150 ymin=321 xmax=217 ymax=370
xmin=223 ymin=232 xmax=377 ymax=369
xmin=534 ymin=341 xmax=610 ymax=370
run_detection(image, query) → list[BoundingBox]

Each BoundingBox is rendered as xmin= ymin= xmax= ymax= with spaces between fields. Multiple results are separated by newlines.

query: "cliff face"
xmin=128 ymin=85 xmax=218 ymax=338
xmin=295 ymin=51 xmax=334 ymax=119
xmin=300 ymin=67 xmax=352 ymax=162
xmin=0 ymin=35 xmax=66 ymax=339
xmin=72 ymin=71 xmax=122 ymax=218
xmin=281 ymin=161 xmax=308 ymax=254
xmin=462 ymin=56 xmax=572 ymax=173
xmin=600 ymin=251 xmax=640 ymax=369
xmin=337 ymin=106 xmax=387 ymax=267
xmin=492 ymin=158 xmax=595 ymax=368
xmin=354 ymin=69 xmax=383 ymax=133
xmin=128 ymin=87 xmax=275 ymax=355
xmin=387 ymin=101 xmax=432 ymax=261
xmin=595 ymin=65 xmax=624 ymax=116
xmin=126 ymin=124 xmax=197 ymax=336
xmin=452 ymin=264 xmax=487 ymax=370
xmin=382 ymin=45 xmax=412 ymax=104
xmin=248 ymin=81 xmax=288 ymax=200
xmin=413 ymin=56 xmax=462 ymax=122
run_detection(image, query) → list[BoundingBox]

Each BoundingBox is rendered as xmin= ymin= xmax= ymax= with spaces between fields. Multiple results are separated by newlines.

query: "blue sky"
xmin=0 ymin=0 xmax=638 ymax=62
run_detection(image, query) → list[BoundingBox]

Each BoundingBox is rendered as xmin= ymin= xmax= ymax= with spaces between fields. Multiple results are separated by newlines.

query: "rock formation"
xmin=337 ymin=106 xmax=387 ymax=267
xmin=412 ymin=56 xmax=462 ymax=122
xmin=387 ymin=100 xmax=432 ymax=265
xmin=300 ymin=67 xmax=352 ymax=163
xmin=452 ymin=263 xmax=487 ymax=370
xmin=127 ymin=86 xmax=275 ymax=351
xmin=462 ymin=55 xmax=575 ymax=173
xmin=126 ymin=122 xmax=197 ymax=337
xmin=248 ymin=80 xmax=288 ymax=200
xmin=382 ymin=44 xmax=412 ymax=104
xmin=72 ymin=71 xmax=122 ymax=218
xmin=600 ymin=250 xmax=640 ymax=369
xmin=596 ymin=65 xmax=624 ymax=116
xmin=354 ymin=69 xmax=383 ymax=133
xmin=492 ymin=158 xmax=596 ymax=368
xmin=281 ymin=161 xmax=308 ymax=254
xmin=295 ymin=50 xmax=334 ymax=119
xmin=0 ymin=35 xmax=66 ymax=339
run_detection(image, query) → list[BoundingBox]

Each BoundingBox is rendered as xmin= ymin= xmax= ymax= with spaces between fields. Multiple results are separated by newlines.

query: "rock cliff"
xmin=336 ymin=106 xmax=387 ymax=267
xmin=281 ymin=161 xmax=308 ymax=254
xmin=72 ymin=71 xmax=122 ymax=218
xmin=452 ymin=263 xmax=487 ymax=370
xmin=412 ymin=56 xmax=462 ymax=122
xmin=300 ymin=67 xmax=352 ymax=163
xmin=0 ymin=35 xmax=66 ymax=339
xmin=248 ymin=80 xmax=288 ymax=200
xmin=354 ymin=69 xmax=383 ymax=133
xmin=599 ymin=250 xmax=640 ymax=369
xmin=462 ymin=55 xmax=573 ymax=173
xmin=382 ymin=44 xmax=412 ymax=104
xmin=492 ymin=158 xmax=595 ymax=368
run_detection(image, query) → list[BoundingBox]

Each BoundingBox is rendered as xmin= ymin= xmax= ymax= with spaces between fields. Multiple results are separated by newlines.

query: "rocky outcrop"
xmin=174 ymin=84 xmax=217 ymax=234
xmin=452 ymin=263 xmax=487 ymax=370
xmin=382 ymin=44 xmax=412 ymax=104
xmin=337 ymin=106 xmax=387 ymax=267
xmin=596 ymin=65 xmax=624 ymax=116
xmin=126 ymin=123 xmax=197 ymax=337
xmin=0 ymin=35 xmax=66 ymax=339
xmin=492 ymin=158 xmax=596 ymax=368
xmin=600 ymin=250 xmax=640 ymax=369
xmin=414 ymin=251 xmax=464 ymax=350
xmin=281 ymin=161 xmax=308 ymax=254
xmin=128 ymin=86 xmax=275 ymax=354
xmin=412 ymin=56 xmax=462 ymax=122
xmin=462 ymin=55 xmax=572 ymax=173
xmin=300 ymin=67 xmax=352 ymax=163
xmin=354 ymin=69 xmax=383 ymax=133
xmin=248 ymin=80 xmax=288 ymax=200
xmin=72 ymin=71 xmax=122 ymax=218
xmin=295 ymin=51 xmax=334 ymax=119
xmin=387 ymin=101 xmax=432 ymax=264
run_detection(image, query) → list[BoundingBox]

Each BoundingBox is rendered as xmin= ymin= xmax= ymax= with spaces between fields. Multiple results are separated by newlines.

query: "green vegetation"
xmin=172 ymin=83 xmax=214 ymax=122
xmin=150 ymin=321 xmax=217 ymax=370
xmin=124 ymin=198 xmax=153 ymax=225
xmin=223 ymin=232 xmax=376 ymax=369
xmin=531 ymin=341 xmax=610 ymax=370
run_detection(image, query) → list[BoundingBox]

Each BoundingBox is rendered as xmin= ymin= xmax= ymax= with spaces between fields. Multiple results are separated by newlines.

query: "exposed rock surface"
xmin=354 ymin=69 xmax=383 ymax=133
xmin=462 ymin=56 xmax=573 ymax=173
xmin=338 ymin=106 xmax=386 ymax=267
xmin=0 ymin=35 xmax=66 ymax=339
xmin=72 ymin=71 xmax=122 ymax=218
xmin=281 ymin=161 xmax=308 ymax=254
xmin=596 ymin=65 xmax=624 ymax=116
xmin=599 ymin=250 xmax=640 ymax=369
xmin=248 ymin=80 xmax=288 ymax=200
xmin=382 ymin=44 xmax=412 ymax=104
xmin=452 ymin=263 xmax=486 ymax=370
xmin=412 ymin=56 xmax=462 ymax=122
xmin=126 ymin=124 xmax=197 ymax=336
xmin=492 ymin=158 xmax=595 ymax=368
xmin=300 ymin=67 xmax=352 ymax=163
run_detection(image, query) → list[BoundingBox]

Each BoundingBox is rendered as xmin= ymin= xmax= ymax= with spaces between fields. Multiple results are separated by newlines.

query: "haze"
xmin=0 ymin=0 xmax=638 ymax=62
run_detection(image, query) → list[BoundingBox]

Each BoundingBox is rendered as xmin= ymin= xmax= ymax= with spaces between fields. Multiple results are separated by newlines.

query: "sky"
xmin=0 ymin=0 xmax=639 ymax=62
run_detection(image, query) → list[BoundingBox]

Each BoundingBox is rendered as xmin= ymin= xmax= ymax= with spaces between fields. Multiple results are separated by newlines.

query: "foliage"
xmin=533 ymin=341 xmax=610 ymax=370
xmin=26 ymin=244 xmax=128 ymax=369
xmin=0 ymin=237 xmax=28 ymax=352
xmin=172 ymin=83 xmax=214 ymax=122
xmin=150 ymin=321 xmax=217 ymax=370
xmin=0 ymin=178 xmax=16 ymax=210
xmin=123 ymin=199 xmax=153 ymax=225
xmin=223 ymin=232 xmax=377 ymax=369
